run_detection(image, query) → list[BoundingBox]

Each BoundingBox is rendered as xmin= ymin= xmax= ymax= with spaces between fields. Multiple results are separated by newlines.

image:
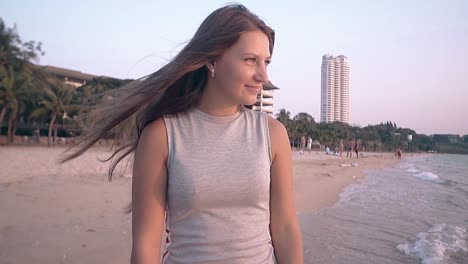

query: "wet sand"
xmin=291 ymin=150 xmax=398 ymax=213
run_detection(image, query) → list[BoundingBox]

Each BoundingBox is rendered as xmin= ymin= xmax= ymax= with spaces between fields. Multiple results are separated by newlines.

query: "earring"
xmin=211 ymin=68 xmax=215 ymax=78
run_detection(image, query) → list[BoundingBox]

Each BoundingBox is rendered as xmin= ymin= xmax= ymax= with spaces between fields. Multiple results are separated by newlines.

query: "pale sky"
xmin=2 ymin=0 xmax=468 ymax=135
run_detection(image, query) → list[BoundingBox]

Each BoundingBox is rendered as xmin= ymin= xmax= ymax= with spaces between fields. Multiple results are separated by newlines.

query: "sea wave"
xmin=335 ymin=179 xmax=375 ymax=207
xmin=402 ymin=162 xmax=416 ymax=169
xmin=413 ymin=171 xmax=445 ymax=183
xmin=397 ymin=224 xmax=468 ymax=264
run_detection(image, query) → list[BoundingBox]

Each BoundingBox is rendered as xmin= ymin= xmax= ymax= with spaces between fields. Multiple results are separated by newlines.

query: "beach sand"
xmin=292 ymin=151 xmax=398 ymax=213
xmin=0 ymin=146 xmax=399 ymax=263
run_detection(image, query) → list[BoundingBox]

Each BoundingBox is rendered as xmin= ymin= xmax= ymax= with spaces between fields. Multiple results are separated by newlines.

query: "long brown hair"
xmin=62 ymin=4 xmax=275 ymax=180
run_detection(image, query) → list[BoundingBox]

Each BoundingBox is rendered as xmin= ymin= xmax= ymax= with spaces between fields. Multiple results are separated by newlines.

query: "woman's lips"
xmin=245 ymin=85 xmax=261 ymax=93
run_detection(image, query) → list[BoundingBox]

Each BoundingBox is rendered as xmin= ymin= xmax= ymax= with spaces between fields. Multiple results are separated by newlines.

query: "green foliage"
xmin=437 ymin=142 xmax=468 ymax=154
xmin=275 ymin=109 xmax=468 ymax=153
xmin=0 ymin=18 xmax=45 ymax=143
xmin=28 ymin=80 xmax=77 ymax=144
xmin=275 ymin=108 xmax=293 ymax=137
xmin=0 ymin=18 xmax=140 ymax=143
xmin=72 ymin=77 xmax=133 ymax=111
xmin=0 ymin=18 xmax=44 ymax=67
xmin=292 ymin=112 xmax=315 ymax=142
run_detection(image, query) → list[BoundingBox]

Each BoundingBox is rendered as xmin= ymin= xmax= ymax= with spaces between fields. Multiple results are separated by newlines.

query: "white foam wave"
xmin=397 ymin=224 xmax=467 ymax=264
xmin=403 ymin=163 xmax=416 ymax=169
xmin=336 ymin=184 xmax=360 ymax=205
xmin=414 ymin=171 xmax=444 ymax=183
xmin=335 ymin=176 xmax=378 ymax=207
xmin=407 ymin=168 xmax=421 ymax=173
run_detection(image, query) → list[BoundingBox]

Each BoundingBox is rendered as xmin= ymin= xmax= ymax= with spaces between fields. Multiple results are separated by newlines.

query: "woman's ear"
xmin=206 ymin=61 xmax=216 ymax=78
xmin=205 ymin=61 xmax=216 ymax=72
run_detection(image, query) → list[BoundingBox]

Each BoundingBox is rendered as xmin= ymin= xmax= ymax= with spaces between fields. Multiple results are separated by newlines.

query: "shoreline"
xmin=292 ymin=150 xmax=401 ymax=213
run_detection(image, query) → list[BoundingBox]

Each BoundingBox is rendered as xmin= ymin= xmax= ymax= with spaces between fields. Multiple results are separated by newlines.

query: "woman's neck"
xmin=196 ymin=101 xmax=240 ymax=117
xmin=197 ymin=84 xmax=240 ymax=117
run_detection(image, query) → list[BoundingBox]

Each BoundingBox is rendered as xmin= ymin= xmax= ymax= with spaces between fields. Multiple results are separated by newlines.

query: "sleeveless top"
xmin=162 ymin=107 xmax=275 ymax=264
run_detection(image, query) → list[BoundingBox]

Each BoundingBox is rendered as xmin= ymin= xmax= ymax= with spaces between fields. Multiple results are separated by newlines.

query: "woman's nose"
xmin=254 ymin=64 xmax=269 ymax=84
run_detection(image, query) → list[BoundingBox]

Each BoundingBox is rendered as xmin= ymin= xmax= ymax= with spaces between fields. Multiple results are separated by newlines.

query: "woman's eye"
xmin=265 ymin=60 xmax=271 ymax=65
xmin=245 ymin=58 xmax=256 ymax=63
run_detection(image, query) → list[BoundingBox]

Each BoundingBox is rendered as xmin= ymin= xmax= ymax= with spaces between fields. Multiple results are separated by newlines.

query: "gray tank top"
xmin=162 ymin=107 xmax=274 ymax=264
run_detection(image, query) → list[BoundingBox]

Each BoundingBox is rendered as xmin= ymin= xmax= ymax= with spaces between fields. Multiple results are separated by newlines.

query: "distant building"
xmin=252 ymin=81 xmax=279 ymax=115
xmin=39 ymin=65 xmax=96 ymax=88
xmin=321 ymin=54 xmax=349 ymax=123
xmin=448 ymin=135 xmax=461 ymax=143
xmin=434 ymin=134 xmax=462 ymax=143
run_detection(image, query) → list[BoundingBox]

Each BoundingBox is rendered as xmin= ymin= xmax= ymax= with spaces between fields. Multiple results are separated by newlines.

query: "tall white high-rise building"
xmin=321 ymin=54 xmax=349 ymax=123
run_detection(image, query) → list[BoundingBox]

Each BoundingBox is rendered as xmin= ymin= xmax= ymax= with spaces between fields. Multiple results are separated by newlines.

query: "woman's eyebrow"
xmin=242 ymin=52 xmax=272 ymax=59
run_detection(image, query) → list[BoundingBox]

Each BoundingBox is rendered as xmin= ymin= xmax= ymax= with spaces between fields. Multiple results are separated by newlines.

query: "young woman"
xmin=64 ymin=4 xmax=303 ymax=264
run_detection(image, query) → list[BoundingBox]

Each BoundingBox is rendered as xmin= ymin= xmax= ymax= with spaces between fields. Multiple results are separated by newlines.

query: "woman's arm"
xmin=131 ymin=118 xmax=168 ymax=264
xmin=268 ymin=116 xmax=304 ymax=264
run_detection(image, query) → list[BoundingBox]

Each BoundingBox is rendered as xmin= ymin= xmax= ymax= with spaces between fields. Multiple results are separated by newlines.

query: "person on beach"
xmin=339 ymin=139 xmax=344 ymax=157
xmin=353 ymin=139 xmax=360 ymax=158
xmin=346 ymin=139 xmax=353 ymax=157
xmin=300 ymin=135 xmax=306 ymax=154
xmin=306 ymin=136 xmax=312 ymax=155
xmin=33 ymin=128 xmax=40 ymax=144
xmin=62 ymin=4 xmax=303 ymax=264
xmin=395 ymin=147 xmax=402 ymax=160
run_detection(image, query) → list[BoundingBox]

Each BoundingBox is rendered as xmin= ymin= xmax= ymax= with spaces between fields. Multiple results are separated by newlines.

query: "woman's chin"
xmin=243 ymin=96 xmax=259 ymax=106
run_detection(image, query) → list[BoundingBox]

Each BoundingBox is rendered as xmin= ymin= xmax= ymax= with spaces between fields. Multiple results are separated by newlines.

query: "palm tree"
xmin=275 ymin=108 xmax=291 ymax=124
xmin=0 ymin=64 xmax=32 ymax=143
xmin=291 ymin=112 xmax=315 ymax=148
xmin=0 ymin=87 xmax=5 ymax=130
xmin=1 ymin=19 xmax=44 ymax=144
xmin=0 ymin=19 xmax=43 ymax=68
xmin=275 ymin=108 xmax=294 ymax=146
xmin=30 ymin=81 xmax=76 ymax=145
xmin=0 ymin=19 xmax=20 ymax=67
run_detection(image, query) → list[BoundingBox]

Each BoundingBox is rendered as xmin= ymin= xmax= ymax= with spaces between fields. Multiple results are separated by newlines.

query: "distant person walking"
xmin=300 ymin=135 xmax=306 ymax=154
xmin=33 ymin=128 xmax=40 ymax=144
xmin=353 ymin=140 xmax=360 ymax=158
xmin=339 ymin=139 xmax=344 ymax=157
xmin=396 ymin=147 xmax=402 ymax=160
xmin=346 ymin=140 xmax=353 ymax=157
xmin=307 ymin=137 xmax=313 ymax=155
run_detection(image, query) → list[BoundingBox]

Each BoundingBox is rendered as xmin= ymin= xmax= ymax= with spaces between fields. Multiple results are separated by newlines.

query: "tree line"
xmin=0 ymin=18 xmax=132 ymax=145
xmin=275 ymin=109 xmax=468 ymax=154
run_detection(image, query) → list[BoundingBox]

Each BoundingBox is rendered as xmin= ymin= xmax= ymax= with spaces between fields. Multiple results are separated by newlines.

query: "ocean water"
xmin=300 ymin=154 xmax=468 ymax=264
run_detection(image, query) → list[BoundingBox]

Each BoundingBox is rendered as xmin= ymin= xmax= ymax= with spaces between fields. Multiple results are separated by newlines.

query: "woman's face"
xmin=211 ymin=30 xmax=271 ymax=106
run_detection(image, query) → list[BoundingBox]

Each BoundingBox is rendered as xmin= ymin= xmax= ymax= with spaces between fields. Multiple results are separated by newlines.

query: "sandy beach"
xmin=0 ymin=146 xmax=399 ymax=263
xmin=292 ymin=151 xmax=398 ymax=213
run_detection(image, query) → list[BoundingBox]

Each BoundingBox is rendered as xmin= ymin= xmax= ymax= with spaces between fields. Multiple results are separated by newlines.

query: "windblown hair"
xmin=62 ymin=4 xmax=275 ymax=181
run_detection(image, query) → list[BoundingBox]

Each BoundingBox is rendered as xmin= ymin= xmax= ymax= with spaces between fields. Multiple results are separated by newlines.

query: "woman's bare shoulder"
xmin=267 ymin=115 xmax=290 ymax=159
xmin=140 ymin=118 xmax=166 ymax=139
xmin=267 ymin=115 xmax=287 ymax=138
xmin=137 ymin=118 xmax=168 ymax=157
